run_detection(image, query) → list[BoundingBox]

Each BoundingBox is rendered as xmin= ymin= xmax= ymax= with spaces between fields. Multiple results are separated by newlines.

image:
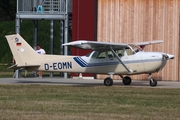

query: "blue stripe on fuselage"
xmin=73 ymin=57 xmax=87 ymax=67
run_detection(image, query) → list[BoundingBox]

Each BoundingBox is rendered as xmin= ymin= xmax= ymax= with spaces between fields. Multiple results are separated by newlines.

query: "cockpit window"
xmin=129 ymin=44 xmax=142 ymax=53
xmin=92 ymin=51 xmax=106 ymax=59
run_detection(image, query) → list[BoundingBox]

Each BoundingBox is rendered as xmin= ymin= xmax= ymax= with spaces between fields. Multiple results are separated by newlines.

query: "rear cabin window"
xmin=85 ymin=53 xmax=91 ymax=57
xmin=92 ymin=51 xmax=106 ymax=59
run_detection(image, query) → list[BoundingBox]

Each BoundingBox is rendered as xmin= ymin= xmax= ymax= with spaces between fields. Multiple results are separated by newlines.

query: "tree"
xmin=0 ymin=0 xmax=16 ymax=21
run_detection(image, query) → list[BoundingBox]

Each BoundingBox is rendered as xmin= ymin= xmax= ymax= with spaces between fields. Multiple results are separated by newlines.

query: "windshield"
xmin=128 ymin=44 xmax=142 ymax=53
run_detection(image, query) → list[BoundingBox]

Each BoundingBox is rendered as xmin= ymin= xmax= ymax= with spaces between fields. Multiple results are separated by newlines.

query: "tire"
xmin=149 ymin=79 xmax=157 ymax=87
xmin=104 ymin=77 xmax=113 ymax=86
xmin=123 ymin=76 xmax=132 ymax=85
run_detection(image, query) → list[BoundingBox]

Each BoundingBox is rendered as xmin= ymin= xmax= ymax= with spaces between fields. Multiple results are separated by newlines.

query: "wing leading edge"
xmin=62 ymin=40 xmax=128 ymax=51
xmin=134 ymin=40 xmax=164 ymax=46
xmin=62 ymin=40 xmax=164 ymax=51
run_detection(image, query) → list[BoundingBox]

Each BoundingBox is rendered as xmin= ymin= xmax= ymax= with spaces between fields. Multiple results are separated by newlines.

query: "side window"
xmin=107 ymin=51 xmax=114 ymax=58
xmin=92 ymin=51 xmax=106 ymax=59
xmin=116 ymin=49 xmax=124 ymax=57
xmin=98 ymin=51 xmax=106 ymax=58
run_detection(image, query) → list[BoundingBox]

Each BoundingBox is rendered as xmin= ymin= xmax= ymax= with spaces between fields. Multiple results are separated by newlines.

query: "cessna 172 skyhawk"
xmin=6 ymin=34 xmax=174 ymax=87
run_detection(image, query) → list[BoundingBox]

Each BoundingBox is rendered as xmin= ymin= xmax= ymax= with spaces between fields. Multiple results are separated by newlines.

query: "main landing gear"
xmin=120 ymin=75 xmax=132 ymax=85
xmin=104 ymin=77 xmax=113 ymax=86
xmin=103 ymin=75 xmax=132 ymax=86
xmin=103 ymin=74 xmax=157 ymax=87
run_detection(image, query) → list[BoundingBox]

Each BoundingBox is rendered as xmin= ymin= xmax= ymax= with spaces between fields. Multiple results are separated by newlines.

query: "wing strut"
xmin=110 ymin=47 xmax=133 ymax=74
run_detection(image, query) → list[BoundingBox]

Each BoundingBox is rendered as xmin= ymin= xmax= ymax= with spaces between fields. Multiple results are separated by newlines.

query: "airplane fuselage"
xmin=37 ymin=51 xmax=167 ymax=75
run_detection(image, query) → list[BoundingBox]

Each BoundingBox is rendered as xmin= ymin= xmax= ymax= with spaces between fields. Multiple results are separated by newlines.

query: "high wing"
xmin=132 ymin=40 xmax=164 ymax=50
xmin=62 ymin=40 xmax=128 ymax=51
xmin=134 ymin=40 xmax=164 ymax=46
xmin=62 ymin=40 xmax=163 ymax=51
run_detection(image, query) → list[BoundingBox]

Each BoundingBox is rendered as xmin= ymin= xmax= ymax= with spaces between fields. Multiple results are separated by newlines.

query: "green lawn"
xmin=0 ymin=85 xmax=179 ymax=120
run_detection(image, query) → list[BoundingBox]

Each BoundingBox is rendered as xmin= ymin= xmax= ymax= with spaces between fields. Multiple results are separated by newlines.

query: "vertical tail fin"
xmin=5 ymin=34 xmax=38 ymax=66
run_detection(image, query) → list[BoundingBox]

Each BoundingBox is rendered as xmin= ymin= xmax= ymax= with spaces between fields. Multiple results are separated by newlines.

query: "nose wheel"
xmin=149 ymin=74 xmax=157 ymax=87
xmin=149 ymin=78 xmax=157 ymax=86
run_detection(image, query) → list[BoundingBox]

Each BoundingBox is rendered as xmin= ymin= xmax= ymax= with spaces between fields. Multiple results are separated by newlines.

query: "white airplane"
xmin=5 ymin=34 xmax=174 ymax=87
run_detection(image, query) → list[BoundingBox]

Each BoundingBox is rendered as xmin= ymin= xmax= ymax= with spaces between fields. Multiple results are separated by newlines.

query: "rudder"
xmin=5 ymin=34 xmax=38 ymax=66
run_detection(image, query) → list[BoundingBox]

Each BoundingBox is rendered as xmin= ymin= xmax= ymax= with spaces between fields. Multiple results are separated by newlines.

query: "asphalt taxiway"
xmin=0 ymin=77 xmax=179 ymax=88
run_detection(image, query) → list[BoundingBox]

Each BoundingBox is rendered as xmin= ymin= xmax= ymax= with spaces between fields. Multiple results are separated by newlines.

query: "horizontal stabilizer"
xmin=8 ymin=64 xmax=40 ymax=70
xmin=8 ymin=64 xmax=18 ymax=69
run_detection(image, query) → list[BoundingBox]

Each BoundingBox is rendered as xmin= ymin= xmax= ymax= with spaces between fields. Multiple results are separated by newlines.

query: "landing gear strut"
xmin=149 ymin=74 xmax=157 ymax=87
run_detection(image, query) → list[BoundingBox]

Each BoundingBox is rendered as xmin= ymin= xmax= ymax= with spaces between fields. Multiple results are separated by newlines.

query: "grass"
xmin=0 ymin=85 xmax=179 ymax=120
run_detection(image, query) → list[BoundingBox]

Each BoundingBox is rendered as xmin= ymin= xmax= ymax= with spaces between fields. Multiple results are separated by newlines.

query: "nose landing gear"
xmin=149 ymin=74 xmax=157 ymax=86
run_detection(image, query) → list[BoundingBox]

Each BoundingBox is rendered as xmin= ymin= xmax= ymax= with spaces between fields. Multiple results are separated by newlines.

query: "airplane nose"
xmin=162 ymin=54 xmax=174 ymax=60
